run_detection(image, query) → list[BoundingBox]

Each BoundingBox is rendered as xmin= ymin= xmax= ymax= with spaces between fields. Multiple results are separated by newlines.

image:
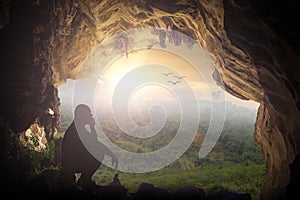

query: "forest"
xmin=58 ymin=100 xmax=266 ymax=200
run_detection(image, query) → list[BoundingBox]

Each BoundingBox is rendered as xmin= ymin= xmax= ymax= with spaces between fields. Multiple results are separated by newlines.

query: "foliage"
xmin=91 ymin=104 xmax=265 ymax=199
xmin=93 ymin=164 xmax=266 ymax=200
xmin=0 ymin=117 xmax=58 ymax=191
xmin=58 ymin=100 xmax=266 ymax=199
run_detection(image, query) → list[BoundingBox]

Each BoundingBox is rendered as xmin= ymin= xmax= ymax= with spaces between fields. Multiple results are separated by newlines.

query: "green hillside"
xmin=58 ymin=101 xmax=266 ymax=199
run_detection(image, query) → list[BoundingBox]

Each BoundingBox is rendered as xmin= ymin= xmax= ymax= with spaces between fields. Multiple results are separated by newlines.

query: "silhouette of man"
xmin=62 ymin=104 xmax=118 ymax=189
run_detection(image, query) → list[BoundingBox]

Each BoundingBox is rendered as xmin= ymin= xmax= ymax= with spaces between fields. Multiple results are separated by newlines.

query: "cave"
xmin=0 ymin=0 xmax=299 ymax=199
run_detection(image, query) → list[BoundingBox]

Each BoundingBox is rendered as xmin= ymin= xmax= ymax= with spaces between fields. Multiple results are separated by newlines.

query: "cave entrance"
xmin=56 ymin=28 xmax=264 ymax=198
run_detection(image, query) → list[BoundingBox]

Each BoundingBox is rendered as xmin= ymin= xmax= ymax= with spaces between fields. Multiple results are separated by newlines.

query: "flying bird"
xmin=162 ymin=72 xmax=174 ymax=76
xmin=147 ymin=44 xmax=154 ymax=50
xmin=173 ymin=75 xmax=186 ymax=79
xmin=212 ymin=91 xmax=221 ymax=100
xmin=168 ymin=80 xmax=181 ymax=85
xmin=129 ymin=49 xmax=139 ymax=54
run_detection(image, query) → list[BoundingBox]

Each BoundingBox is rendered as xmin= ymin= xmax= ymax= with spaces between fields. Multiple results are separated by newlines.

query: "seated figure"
xmin=62 ymin=104 xmax=118 ymax=189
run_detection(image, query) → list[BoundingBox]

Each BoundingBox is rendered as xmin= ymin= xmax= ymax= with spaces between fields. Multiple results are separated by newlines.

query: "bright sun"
xmin=99 ymin=49 xmax=211 ymax=100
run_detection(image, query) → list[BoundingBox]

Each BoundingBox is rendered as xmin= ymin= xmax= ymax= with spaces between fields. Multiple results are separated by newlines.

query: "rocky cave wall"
xmin=0 ymin=0 xmax=60 ymax=140
xmin=1 ymin=0 xmax=300 ymax=199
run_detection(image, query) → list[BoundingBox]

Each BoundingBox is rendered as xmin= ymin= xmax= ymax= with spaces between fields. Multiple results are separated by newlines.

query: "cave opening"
xmin=55 ymin=29 xmax=264 ymax=198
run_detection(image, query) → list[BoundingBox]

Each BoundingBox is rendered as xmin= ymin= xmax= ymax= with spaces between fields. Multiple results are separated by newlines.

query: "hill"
xmin=58 ymin=97 xmax=265 ymax=199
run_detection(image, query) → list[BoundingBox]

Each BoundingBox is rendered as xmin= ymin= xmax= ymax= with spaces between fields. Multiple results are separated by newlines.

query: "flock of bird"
xmin=162 ymin=72 xmax=186 ymax=85
xmin=162 ymin=72 xmax=222 ymax=100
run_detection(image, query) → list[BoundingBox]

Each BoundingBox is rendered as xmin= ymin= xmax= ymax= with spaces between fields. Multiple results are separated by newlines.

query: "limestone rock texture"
xmin=0 ymin=0 xmax=300 ymax=199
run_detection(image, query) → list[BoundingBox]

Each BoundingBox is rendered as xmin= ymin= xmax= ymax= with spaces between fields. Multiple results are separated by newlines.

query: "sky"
xmin=58 ymin=28 xmax=259 ymax=111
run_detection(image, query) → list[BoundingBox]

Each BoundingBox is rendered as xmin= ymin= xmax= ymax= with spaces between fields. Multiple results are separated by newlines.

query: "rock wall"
xmin=1 ymin=0 xmax=299 ymax=199
xmin=224 ymin=1 xmax=300 ymax=199
xmin=255 ymin=101 xmax=300 ymax=199
xmin=0 ymin=0 xmax=60 ymax=140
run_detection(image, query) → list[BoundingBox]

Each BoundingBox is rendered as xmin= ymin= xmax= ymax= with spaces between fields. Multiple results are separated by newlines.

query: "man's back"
xmin=62 ymin=121 xmax=100 ymax=174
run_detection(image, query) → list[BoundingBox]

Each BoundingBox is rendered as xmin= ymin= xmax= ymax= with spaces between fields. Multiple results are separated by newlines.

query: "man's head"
xmin=74 ymin=104 xmax=94 ymax=125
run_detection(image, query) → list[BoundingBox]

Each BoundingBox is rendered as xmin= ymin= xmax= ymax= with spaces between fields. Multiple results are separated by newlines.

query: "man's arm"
xmin=99 ymin=142 xmax=118 ymax=169
xmin=90 ymin=124 xmax=118 ymax=169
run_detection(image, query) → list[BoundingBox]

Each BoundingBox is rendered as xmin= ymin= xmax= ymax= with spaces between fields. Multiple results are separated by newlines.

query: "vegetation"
xmin=92 ymin=118 xmax=266 ymax=200
xmin=58 ymin=101 xmax=266 ymax=199
xmin=93 ymin=164 xmax=266 ymax=199
xmin=0 ymin=118 xmax=60 ymax=193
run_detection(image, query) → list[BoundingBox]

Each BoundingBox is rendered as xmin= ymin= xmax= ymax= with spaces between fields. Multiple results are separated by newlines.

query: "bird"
xmin=162 ymin=72 xmax=174 ymax=76
xmin=212 ymin=91 xmax=221 ymax=100
xmin=147 ymin=44 xmax=154 ymax=50
xmin=129 ymin=49 xmax=138 ymax=54
xmin=168 ymin=80 xmax=181 ymax=85
xmin=173 ymin=75 xmax=186 ymax=79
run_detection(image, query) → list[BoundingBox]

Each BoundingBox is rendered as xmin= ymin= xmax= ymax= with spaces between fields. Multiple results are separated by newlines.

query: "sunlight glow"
xmin=99 ymin=49 xmax=211 ymax=103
